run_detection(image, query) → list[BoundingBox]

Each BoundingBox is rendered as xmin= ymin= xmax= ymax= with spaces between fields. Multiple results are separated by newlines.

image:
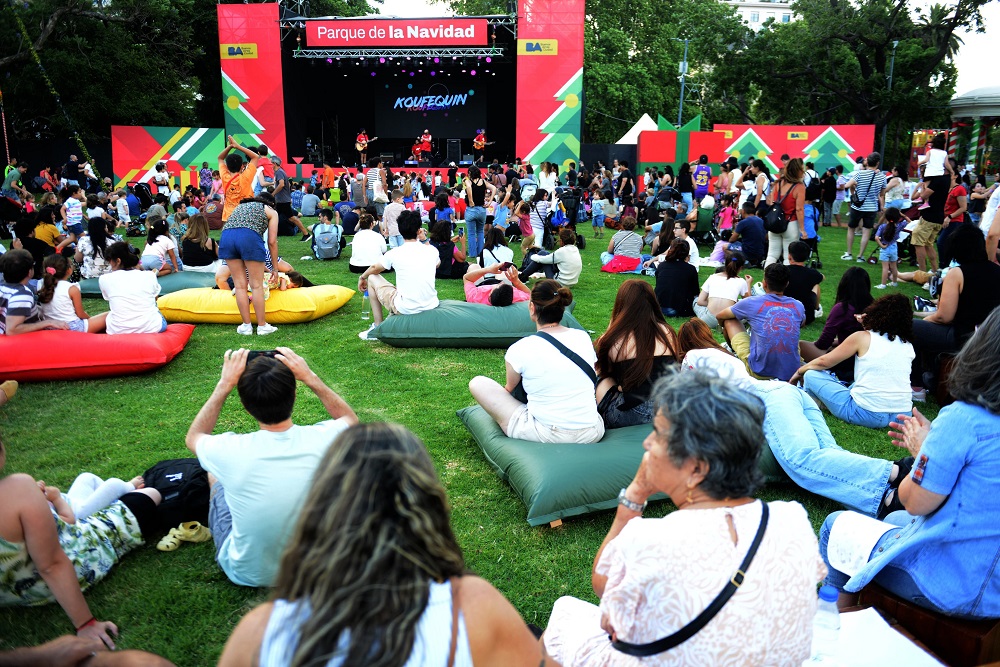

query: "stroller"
xmin=132 ymin=182 xmax=154 ymax=210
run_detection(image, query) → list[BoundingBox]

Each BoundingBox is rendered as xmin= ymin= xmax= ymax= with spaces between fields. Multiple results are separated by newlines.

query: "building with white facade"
xmin=723 ymin=0 xmax=794 ymax=29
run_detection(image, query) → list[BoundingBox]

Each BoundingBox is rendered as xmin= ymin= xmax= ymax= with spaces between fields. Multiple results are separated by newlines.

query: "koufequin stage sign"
xmin=305 ymin=18 xmax=488 ymax=47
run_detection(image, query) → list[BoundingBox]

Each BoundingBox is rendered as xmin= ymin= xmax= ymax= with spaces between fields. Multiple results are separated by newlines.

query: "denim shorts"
xmin=879 ymin=244 xmax=898 ymax=262
xmin=66 ymin=223 xmax=84 ymax=236
xmin=592 ymin=214 xmax=605 ymax=228
xmin=597 ymin=388 xmax=654 ymax=428
xmin=140 ymin=255 xmax=164 ymax=271
xmin=208 ymin=481 xmax=233 ymax=558
xmin=219 ymin=227 xmax=267 ymax=262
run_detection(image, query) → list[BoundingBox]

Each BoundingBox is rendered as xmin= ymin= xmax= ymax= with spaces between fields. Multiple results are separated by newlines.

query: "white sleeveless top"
xmin=851 ymin=332 xmax=914 ymax=413
xmin=38 ymin=281 xmax=79 ymax=323
xmin=259 ymin=580 xmax=473 ymax=667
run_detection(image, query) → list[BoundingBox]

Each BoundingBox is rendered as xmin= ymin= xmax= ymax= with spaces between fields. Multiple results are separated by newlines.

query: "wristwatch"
xmin=618 ymin=488 xmax=646 ymax=513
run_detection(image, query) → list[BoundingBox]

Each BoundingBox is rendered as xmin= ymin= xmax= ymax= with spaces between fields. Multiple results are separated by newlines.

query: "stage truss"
xmin=291 ymin=47 xmax=506 ymax=59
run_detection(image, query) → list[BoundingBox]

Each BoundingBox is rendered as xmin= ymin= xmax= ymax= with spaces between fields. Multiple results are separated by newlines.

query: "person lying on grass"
xmin=0 ymin=435 xmax=164 ymax=650
xmin=463 ymin=263 xmax=529 ymax=306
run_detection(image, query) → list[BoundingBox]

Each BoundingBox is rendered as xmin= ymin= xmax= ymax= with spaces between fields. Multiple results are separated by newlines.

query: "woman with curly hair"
xmin=595 ymin=280 xmax=677 ymax=428
xmin=218 ymin=423 xmax=554 ymax=667
xmin=790 ymin=293 xmax=914 ymax=428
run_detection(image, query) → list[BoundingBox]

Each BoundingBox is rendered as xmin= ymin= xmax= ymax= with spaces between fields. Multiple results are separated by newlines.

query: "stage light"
xmin=430 ymin=71 xmax=436 ymax=76
xmin=461 ymin=69 xmax=466 ymax=73
xmin=485 ymin=57 xmax=492 ymax=63
xmin=409 ymin=72 xmax=415 ymax=77
xmin=406 ymin=56 xmax=411 ymax=60
xmin=402 ymin=68 xmax=406 ymax=72
xmin=470 ymin=70 xmax=476 ymax=76
xmin=434 ymin=57 xmax=440 ymax=63
xmin=418 ymin=69 xmax=423 ymax=72
xmin=370 ymin=71 xmax=376 ymax=77
xmin=379 ymin=57 xmax=385 ymax=63
xmin=326 ymin=58 xmax=332 ymax=63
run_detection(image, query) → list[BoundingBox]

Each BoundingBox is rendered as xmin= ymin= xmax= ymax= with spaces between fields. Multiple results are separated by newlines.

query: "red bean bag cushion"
xmin=0 ymin=324 xmax=195 ymax=382
xmin=601 ymin=255 xmax=642 ymax=273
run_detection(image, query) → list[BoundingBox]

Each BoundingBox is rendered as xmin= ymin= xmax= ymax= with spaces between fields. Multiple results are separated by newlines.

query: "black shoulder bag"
xmin=611 ymin=502 xmax=770 ymax=657
xmin=762 ymin=181 xmax=793 ymax=234
xmin=850 ymin=171 xmax=875 ymax=208
xmin=511 ymin=331 xmax=598 ymax=403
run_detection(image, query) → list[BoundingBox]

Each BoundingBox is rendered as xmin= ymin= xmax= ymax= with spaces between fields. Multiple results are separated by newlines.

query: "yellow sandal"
xmin=156 ymin=522 xmax=211 ymax=552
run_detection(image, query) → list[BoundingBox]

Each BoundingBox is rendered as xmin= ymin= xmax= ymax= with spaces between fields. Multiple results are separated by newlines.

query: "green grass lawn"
xmin=0 ymin=223 xmax=939 ymax=665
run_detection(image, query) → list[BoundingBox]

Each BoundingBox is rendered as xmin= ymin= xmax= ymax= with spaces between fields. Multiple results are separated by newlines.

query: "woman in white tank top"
xmin=790 ymin=294 xmax=914 ymax=429
xmin=218 ymin=423 xmax=553 ymax=667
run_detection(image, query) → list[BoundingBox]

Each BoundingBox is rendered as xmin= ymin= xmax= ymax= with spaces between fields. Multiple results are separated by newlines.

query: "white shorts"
xmin=505 ymin=404 xmax=605 ymax=444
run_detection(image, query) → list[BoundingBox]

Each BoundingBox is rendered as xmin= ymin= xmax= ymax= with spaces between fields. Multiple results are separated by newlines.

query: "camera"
xmin=247 ymin=350 xmax=278 ymax=362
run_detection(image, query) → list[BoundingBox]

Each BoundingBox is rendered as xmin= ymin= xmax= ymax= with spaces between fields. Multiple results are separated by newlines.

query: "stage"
xmin=281 ymin=29 xmax=517 ymax=168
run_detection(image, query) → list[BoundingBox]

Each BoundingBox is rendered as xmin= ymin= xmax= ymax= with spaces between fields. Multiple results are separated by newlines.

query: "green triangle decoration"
xmin=726 ymin=128 xmax=779 ymax=172
xmin=680 ymin=115 xmax=702 ymax=132
xmin=222 ymin=71 xmax=265 ymax=145
xmin=657 ymin=114 xmax=676 ymax=131
xmin=802 ymin=127 xmax=857 ymax=173
xmin=526 ymin=69 xmax=583 ymax=174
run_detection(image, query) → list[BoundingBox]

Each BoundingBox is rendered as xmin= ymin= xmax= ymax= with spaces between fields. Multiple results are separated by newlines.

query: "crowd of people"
xmin=1 ymin=143 xmax=1000 ymax=666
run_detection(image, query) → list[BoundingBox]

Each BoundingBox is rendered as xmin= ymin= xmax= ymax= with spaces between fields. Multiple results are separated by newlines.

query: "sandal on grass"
xmin=175 ymin=521 xmax=212 ymax=543
xmin=156 ymin=528 xmax=185 ymax=552
xmin=155 ymin=522 xmax=212 ymax=552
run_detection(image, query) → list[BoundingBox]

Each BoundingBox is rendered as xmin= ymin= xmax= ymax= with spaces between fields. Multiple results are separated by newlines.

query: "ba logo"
xmin=517 ymin=39 xmax=558 ymax=56
xmin=220 ymin=43 xmax=257 ymax=59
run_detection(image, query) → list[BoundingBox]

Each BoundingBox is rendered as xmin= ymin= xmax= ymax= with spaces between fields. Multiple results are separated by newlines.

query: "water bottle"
xmin=808 ymin=585 xmax=841 ymax=664
xmin=361 ymin=290 xmax=370 ymax=321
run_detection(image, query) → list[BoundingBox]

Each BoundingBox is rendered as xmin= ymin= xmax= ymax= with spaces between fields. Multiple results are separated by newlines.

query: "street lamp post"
xmin=675 ymin=38 xmax=690 ymax=127
xmin=879 ymin=40 xmax=899 ymax=162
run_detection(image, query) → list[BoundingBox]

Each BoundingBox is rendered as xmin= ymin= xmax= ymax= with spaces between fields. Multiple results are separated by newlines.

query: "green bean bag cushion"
xmin=372 ymin=300 xmax=584 ymax=348
xmin=456 ymin=405 xmax=787 ymax=526
xmin=78 ymin=271 xmax=217 ymax=297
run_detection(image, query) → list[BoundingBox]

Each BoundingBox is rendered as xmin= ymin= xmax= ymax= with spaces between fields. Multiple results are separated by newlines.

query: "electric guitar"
xmin=472 ymin=139 xmax=495 ymax=150
xmin=355 ymin=137 xmax=378 ymax=152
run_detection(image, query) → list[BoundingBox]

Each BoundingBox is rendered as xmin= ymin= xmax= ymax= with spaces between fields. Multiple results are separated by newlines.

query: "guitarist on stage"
xmin=356 ymin=129 xmax=375 ymax=167
xmin=473 ymin=129 xmax=490 ymax=164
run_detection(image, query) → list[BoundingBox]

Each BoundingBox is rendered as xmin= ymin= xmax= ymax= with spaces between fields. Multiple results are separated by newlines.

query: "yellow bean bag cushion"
xmin=158 ymin=285 xmax=354 ymax=324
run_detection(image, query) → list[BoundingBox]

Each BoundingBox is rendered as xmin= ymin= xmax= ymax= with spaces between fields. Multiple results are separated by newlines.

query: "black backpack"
xmin=142 ymin=458 xmax=210 ymax=529
xmin=763 ymin=180 xmax=797 ymax=234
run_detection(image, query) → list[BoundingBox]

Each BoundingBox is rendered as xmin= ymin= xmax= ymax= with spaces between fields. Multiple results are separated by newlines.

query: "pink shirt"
xmin=463 ymin=281 xmax=530 ymax=306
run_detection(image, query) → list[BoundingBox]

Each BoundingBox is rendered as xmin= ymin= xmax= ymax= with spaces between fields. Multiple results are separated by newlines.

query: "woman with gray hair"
xmin=543 ymin=370 xmax=824 ymax=666
xmin=818 ymin=306 xmax=1000 ymax=618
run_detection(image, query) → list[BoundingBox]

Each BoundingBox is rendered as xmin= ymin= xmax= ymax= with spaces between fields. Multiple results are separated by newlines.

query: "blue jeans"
xmin=749 ymin=382 xmax=891 ymax=516
xmin=803 ymin=370 xmax=904 ymax=429
xmin=388 ymin=235 xmax=404 ymax=248
xmin=465 ymin=206 xmax=487 ymax=258
xmin=681 ymin=192 xmax=693 ymax=210
xmin=365 ymin=189 xmax=386 ymax=217
xmin=818 ymin=510 xmax=953 ymax=615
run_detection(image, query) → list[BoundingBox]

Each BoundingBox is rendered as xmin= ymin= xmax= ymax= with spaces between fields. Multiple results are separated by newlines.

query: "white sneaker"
xmin=236 ymin=323 xmax=253 ymax=335
xmin=814 ymin=304 xmax=824 ymax=319
xmin=257 ymin=323 xmax=278 ymax=336
xmin=889 ymin=282 xmax=898 ymax=287
xmin=875 ymin=284 xmax=887 ymax=289
xmin=922 ymin=282 xmax=931 ymax=291
xmin=911 ymin=388 xmax=927 ymax=402
xmin=358 ymin=323 xmax=378 ymax=341
xmin=856 ymin=257 xmax=866 ymax=263
xmin=840 ymin=252 xmax=852 ymax=260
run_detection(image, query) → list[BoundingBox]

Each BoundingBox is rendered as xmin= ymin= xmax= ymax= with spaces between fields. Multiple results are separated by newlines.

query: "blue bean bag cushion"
xmin=78 ymin=271 xmax=217 ymax=297
xmin=372 ymin=300 xmax=584 ymax=348
xmin=456 ymin=405 xmax=787 ymax=526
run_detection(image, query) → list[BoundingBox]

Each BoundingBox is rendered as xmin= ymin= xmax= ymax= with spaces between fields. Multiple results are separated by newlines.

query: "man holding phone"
xmin=462 ymin=263 xmax=530 ymax=306
xmin=185 ymin=347 xmax=358 ymax=587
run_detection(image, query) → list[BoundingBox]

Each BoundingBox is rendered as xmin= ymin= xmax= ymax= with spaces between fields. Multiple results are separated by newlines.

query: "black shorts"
xmin=848 ymin=209 xmax=877 ymax=229
xmin=119 ymin=492 xmax=159 ymax=537
xmin=276 ymin=202 xmax=299 ymax=219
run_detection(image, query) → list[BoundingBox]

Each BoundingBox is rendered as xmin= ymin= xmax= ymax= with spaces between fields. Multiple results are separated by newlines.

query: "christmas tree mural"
xmin=525 ymin=68 xmax=583 ymax=174
xmin=222 ymin=71 xmax=264 ymax=147
xmin=803 ymin=127 xmax=857 ymax=173
xmin=726 ymin=129 xmax=778 ymax=171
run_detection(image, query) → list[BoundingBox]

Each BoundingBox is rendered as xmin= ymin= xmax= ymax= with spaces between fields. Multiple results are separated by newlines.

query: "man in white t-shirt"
xmin=357 ymin=209 xmax=440 ymax=340
xmin=186 ymin=347 xmax=358 ymax=587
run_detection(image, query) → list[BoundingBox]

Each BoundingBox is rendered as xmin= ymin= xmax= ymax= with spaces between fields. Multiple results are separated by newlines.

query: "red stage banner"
xmin=217 ymin=4 xmax=287 ymax=161
xmin=713 ymin=124 xmax=875 ymax=175
xmin=305 ymin=18 xmax=488 ymax=47
xmin=515 ymin=0 xmax=585 ymax=174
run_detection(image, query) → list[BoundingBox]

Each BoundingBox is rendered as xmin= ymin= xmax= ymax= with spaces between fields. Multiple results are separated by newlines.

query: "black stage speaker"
xmin=446 ymin=139 xmax=462 ymax=164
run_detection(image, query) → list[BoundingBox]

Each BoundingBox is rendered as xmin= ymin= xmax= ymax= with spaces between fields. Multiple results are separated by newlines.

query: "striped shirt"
xmin=0 ymin=281 xmax=40 ymax=335
xmin=850 ymin=170 xmax=886 ymax=212
xmin=610 ymin=230 xmax=644 ymax=258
